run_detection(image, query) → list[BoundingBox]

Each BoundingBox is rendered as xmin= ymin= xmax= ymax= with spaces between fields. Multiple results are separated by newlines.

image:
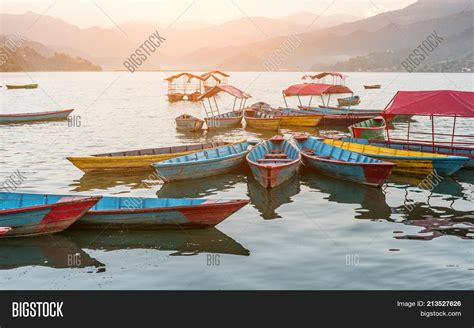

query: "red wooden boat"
xmin=0 ymin=192 xmax=101 ymax=238
xmin=246 ymin=136 xmax=301 ymax=188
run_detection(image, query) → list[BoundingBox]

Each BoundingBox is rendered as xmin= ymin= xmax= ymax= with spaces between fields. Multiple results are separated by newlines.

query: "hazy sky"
xmin=1 ymin=0 xmax=417 ymax=28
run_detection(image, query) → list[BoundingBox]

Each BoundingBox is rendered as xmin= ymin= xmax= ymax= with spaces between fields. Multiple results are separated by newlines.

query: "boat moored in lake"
xmin=152 ymin=141 xmax=250 ymax=182
xmin=349 ymin=116 xmax=386 ymax=139
xmin=175 ymin=114 xmax=204 ymax=131
xmin=294 ymin=135 xmax=395 ymax=187
xmin=6 ymin=84 xmax=38 ymax=89
xmin=67 ymin=141 xmax=228 ymax=172
xmin=0 ymin=192 xmax=101 ymax=238
xmin=338 ymin=95 xmax=360 ymax=107
xmin=0 ymin=109 xmax=74 ymax=124
xmin=247 ymin=136 xmax=301 ymax=188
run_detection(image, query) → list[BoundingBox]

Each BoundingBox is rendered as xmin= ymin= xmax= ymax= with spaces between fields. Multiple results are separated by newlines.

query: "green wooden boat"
xmin=6 ymin=84 xmax=38 ymax=89
xmin=349 ymin=116 xmax=386 ymax=139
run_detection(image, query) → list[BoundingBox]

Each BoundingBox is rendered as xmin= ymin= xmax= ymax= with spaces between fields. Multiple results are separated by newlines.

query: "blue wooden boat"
xmin=246 ymin=136 xmax=301 ymax=188
xmin=0 ymin=109 xmax=74 ymax=124
xmin=0 ymin=192 xmax=101 ymax=238
xmin=74 ymin=196 xmax=249 ymax=229
xmin=342 ymin=138 xmax=474 ymax=169
xmin=294 ymin=135 xmax=395 ymax=187
xmin=153 ymin=142 xmax=250 ymax=182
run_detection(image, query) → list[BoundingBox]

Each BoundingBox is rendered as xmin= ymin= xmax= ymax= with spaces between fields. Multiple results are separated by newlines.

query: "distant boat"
xmin=73 ymin=195 xmax=249 ymax=229
xmin=0 ymin=109 xmax=74 ymax=124
xmin=67 ymin=141 xmax=228 ymax=172
xmin=204 ymin=111 xmax=243 ymax=129
xmin=323 ymin=138 xmax=469 ymax=176
xmin=0 ymin=192 xmax=101 ymax=238
xmin=349 ymin=116 xmax=386 ymax=139
xmin=364 ymin=84 xmax=381 ymax=89
xmin=247 ymin=136 xmax=301 ymax=188
xmin=6 ymin=84 xmax=38 ymax=89
xmin=153 ymin=142 xmax=250 ymax=182
xmin=294 ymin=135 xmax=395 ymax=187
xmin=337 ymin=95 xmax=360 ymax=107
xmin=175 ymin=114 xmax=204 ymax=131
xmin=167 ymin=93 xmax=185 ymax=102
xmin=244 ymin=108 xmax=281 ymax=130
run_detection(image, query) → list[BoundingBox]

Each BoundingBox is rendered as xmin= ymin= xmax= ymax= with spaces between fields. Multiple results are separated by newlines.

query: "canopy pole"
xmin=232 ymin=97 xmax=237 ymax=111
xmin=308 ymin=96 xmax=313 ymax=108
xmin=386 ymin=121 xmax=391 ymax=144
xmin=283 ymin=92 xmax=289 ymax=109
xmin=327 ymin=94 xmax=331 ymax=107
xmin=213 ymin=96 xmax=220 ymax=115
xmin=451 ymin=115 xmax=457 ymax=148
xmin=407 ymin=119 xmax=411 ymax=143
xmin=320 ymin=95 xmax=325 ymax=107
xmin=242 ymin=98 xmax=247 ymax=111
xmin=239 ymin=97 xmax=243 ymax=112
xmin=297 ymin=95 xmax=303 ymax=107
xmin=431 ymin=114 xmax=435 ymax=148
xmin=207 ymin=98 xmax=214 ymax=116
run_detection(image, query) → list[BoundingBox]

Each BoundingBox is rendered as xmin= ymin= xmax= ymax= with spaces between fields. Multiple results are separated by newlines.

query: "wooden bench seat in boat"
xmin=256 ymin=158 xmax=294 ymax=163
xmin=264 ymin=153 xmax=288 ymax=159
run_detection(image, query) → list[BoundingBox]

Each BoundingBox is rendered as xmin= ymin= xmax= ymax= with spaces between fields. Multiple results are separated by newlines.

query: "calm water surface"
xmin=0 ymin=72 xmax=473 ymax=289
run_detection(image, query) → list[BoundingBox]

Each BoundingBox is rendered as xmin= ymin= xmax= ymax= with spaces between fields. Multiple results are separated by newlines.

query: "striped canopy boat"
xmin=0 ymin=192 xmax=101 ymax=238
xmin=153 ymin=142 xmax=250 ymax=182
xmin=247 ymin=136 xmax=301 ymax=188
xmin=67 ymin=141 xmax=228 ymax=172
xmin=349 ymin=116 xmax=386 ymax=139
xmin=0 ymin=109 xmax=74 ymax=124
xmin=294 ymin=135 xmax=395 ymax=187
xmin=73 ymin=195 xmax=249 ymax=229
xmin=323 ymin=138 xmax=469 ymax=176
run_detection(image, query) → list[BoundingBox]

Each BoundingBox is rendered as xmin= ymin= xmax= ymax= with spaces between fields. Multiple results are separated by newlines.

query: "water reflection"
xmin=70 ymin=170 xmax=159 ymax=192
xmin=0 ymin=235 xmax=103 ymax=270
xmin=0 ymin=228 xmax=249 ymax=271
xmin=157 ymin=170 xmax=248 ymax=198
xmin=247 ymin=176 xmax=300 ymax=219
xmin=63 ymin=228 xmax=250 ymax=256
xmin=300 ymin=168 xmax=392 ymax=220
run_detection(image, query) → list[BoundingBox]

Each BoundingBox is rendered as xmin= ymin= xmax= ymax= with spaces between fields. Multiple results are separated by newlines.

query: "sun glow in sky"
xmin=1 ymin=0 xmax=416 ymax=28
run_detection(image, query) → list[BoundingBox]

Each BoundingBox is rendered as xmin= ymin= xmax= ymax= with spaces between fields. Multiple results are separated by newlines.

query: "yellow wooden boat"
xmin=323 ymin=139 xmax=469 ymax=176
xmin=67 ymin=142 xmax=228 ymax=172
xmin=244 ymin=108 xmax=281 ymax=130
xmin=272 ymin=108 xmax=322 ymax=127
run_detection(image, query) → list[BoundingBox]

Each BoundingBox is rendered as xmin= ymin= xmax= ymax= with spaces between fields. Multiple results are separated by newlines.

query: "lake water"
xmin=0 ymin=72 xmax=473 ymax=289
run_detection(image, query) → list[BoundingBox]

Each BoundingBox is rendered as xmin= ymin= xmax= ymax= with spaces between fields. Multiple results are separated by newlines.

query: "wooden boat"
xmin=175 ymin=114 xmax=204 ymax=131
xmin=246 ymin=136 xmax=301 ymax=188
xmin=0 ymin=109 xmax=74 ymax=124
xmin=186 ymin=92 xmax=201 ymax=102
xmin=153 ymin=142 xmax=250 ymax=182
xmin=294 ymin=135 xmax=395 ymax=187
xmin=67 ymin=141 xmax=228 ymax=172
xmin=299 ymin=106 xmax=381 ymax=126
xmin=364 ymin=84 xmax=381 ymax=89
xmin=244 ymin=108 xmax=281 ymax=130
xmin=73 ymin=196 xmax=249 ymax=229
xmin=167 ymin=93 xmax=185 ymax=102
xmin=337 ymin=95 xmax=360 ymax=107
xmin=349 ymin=116 xmax=386 ymax=139
xmin=343 ymin=138 xmax=474 ymax=169
xmin=270 ymin=108 xmax=322 ymax=127
xmin=0 ymin=192 xmax=101 ymax=238
xmin=6 ymin=84 xmax=38 ymax=89
xmin=205 ymin=111 xmax=243 ymax=129
xmin=323 ymin=138 xmax=470 ymax=176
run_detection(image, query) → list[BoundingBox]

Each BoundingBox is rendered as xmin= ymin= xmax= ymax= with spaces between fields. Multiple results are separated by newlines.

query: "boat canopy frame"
xmin=198 ymin=84 xmax=251 ymax=118
xmin=282 ymin=83 xmax=353 ymax=108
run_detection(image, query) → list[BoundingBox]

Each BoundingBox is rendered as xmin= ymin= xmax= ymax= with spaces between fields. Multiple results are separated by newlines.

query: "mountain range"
xmin=0 ymin=0 xmax=472 ymax=71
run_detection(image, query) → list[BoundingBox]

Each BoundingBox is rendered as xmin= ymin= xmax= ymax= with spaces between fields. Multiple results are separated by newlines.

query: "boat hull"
xmin=6 ymin=84 xmax=38 ymax=89
xmin=348 ymin=139 xmax=474 ymax=169
xmin=324 ymin=139 xmax=469 ymax=176
xmin=248 ymin=161 xmax=299 ymax=188
xmin=0 ymin=195 xmax=100 ymax=238
xmin=67 ymin=142 xmax=228 ymax=172
xmin=277 ymin=115 xmax=322 ymax=127
xmin=73 ymin=200 xmax=249 ymax=229
xmin=205 ymin=116 xmax=242 ymax=128
xmin=153 ymin=151 xmax=248 ymax=182
xmin=349 ymin=117 xmax=386 ymax=139
xmin=175 ymin=116 xmax=204 ymax=131
xmin=0 ymin=109 xmax=74 ymax=124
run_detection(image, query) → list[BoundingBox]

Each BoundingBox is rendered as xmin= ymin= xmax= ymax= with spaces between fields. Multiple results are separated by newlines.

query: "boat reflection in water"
xmin=0 ymin=228 xmax=249 ymax=271
xmin=0 ymin=235 xmax=104 ymax=270
xmin=70 ymin=170 xmax=161 ymax=192
xmin=63 ymin=228 xmax=250 ymax=257
xmin=299 ymin=167 xmax=392 ymax=220
xmin=157 ymin=170 xmax=249 ymax=198
xmin=247 ymin=175 xmax=300 ymax=220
